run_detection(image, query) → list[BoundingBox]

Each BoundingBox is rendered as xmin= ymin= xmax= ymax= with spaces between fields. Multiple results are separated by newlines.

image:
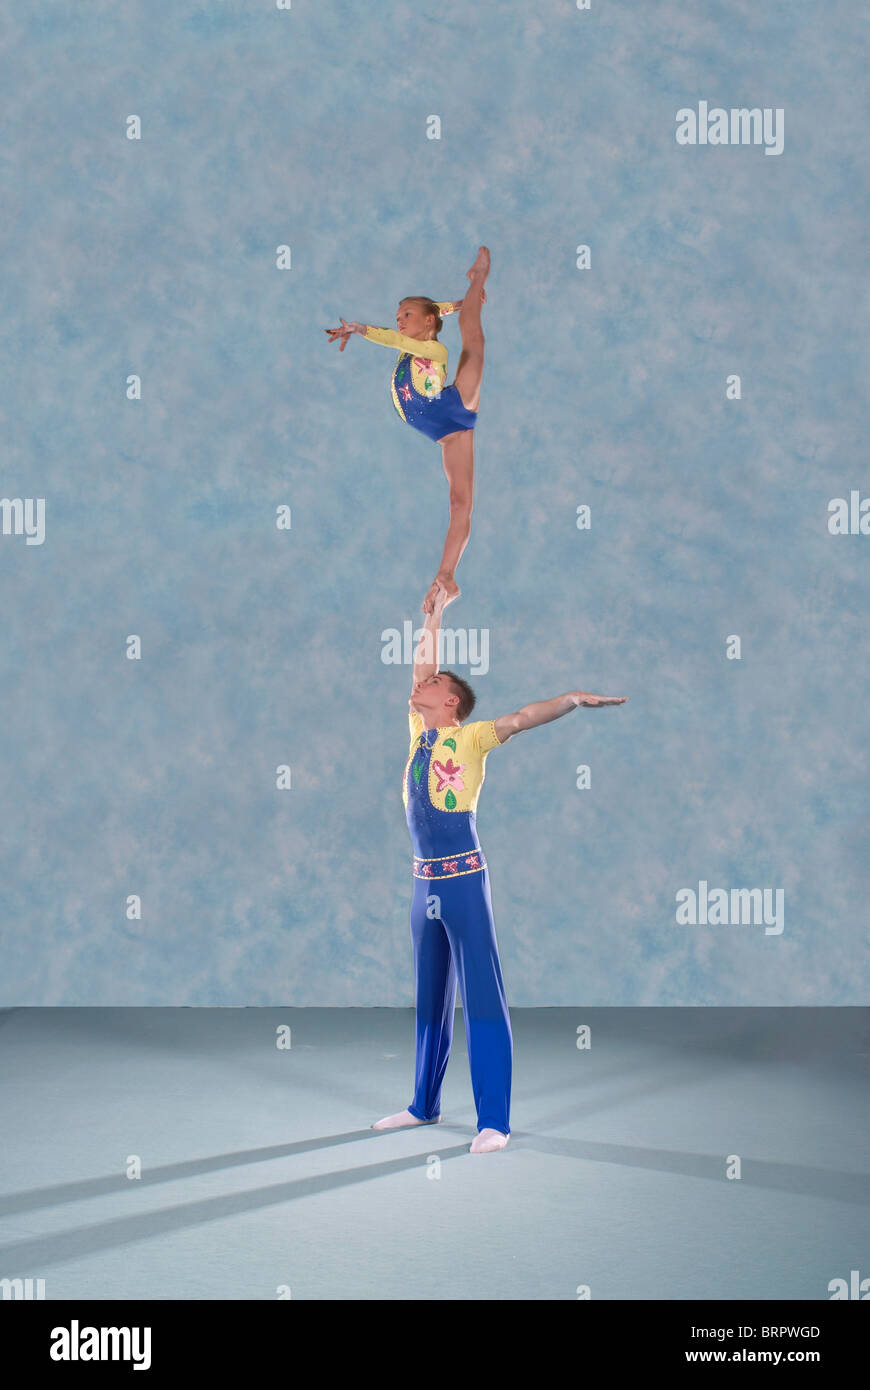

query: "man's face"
xmin=410 ymin=672 xmax=453 ymax=713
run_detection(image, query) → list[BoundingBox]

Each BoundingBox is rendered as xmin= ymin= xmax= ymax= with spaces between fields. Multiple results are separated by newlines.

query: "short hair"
xmin=441 ymin=670 xmax=476 ymax=722
xmin=401 ymin=296 xmax=443 ymax=335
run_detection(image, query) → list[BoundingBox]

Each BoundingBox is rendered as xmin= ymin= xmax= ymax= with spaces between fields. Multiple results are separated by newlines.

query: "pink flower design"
xmin=442 ymin=860 xmax=459 ymax=875
xmin=432 ymin=758 xmax=465 ymax=793
xmin=399 ymin=383 xmax=413 ymax=401
xmin=413 ymin=357 xmax=442 ymax=398
xmin=465 ymin=854 xmax=480 ymax=870
xmin=420 ymin=863 xmax=434 ymax=877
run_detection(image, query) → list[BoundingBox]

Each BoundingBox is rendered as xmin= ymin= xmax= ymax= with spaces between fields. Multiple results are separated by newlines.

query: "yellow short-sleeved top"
xmin=403 ymin=710 xmax=503 ymax=860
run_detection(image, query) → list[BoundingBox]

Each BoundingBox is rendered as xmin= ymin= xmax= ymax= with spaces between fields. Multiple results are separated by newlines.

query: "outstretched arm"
xmin=324 ymin=298 xmax=476 ymax=354
xmin=363 ymin=325 xmax=448 ymax=361
xmin=494 ymin=690 xmax=627 ymax=744
xmin=324 ymin=318 xmax=448 ymax=362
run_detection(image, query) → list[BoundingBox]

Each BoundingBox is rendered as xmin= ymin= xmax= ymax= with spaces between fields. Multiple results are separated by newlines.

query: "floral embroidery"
xmin=399 ymin=383 xmax=413 ymax=402
xmin=444 ymin=789 xmax=457 ymax=810
xmin=442 ymin=737 xmax=457 ymax=752
xmin=432 ymin=758 xmax=465 ymax=793
xmin=412 ymin=851 xmax=486 ymax=879
xmin=413 ymin=357 xmax=443 ymax=399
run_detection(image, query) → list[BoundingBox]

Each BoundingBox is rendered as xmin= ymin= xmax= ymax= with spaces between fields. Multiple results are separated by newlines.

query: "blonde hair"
xmin=401 ymin=296 xmax=442 ymax=335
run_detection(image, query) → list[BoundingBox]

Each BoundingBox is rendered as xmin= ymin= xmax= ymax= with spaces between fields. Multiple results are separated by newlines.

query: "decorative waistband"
xmin=413 ymin=850 xmax=486 ymax=880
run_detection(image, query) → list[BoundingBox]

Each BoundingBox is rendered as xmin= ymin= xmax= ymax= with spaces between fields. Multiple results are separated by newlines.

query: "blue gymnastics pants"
xmin=407 ymin=868 xmax=513 ymax=1134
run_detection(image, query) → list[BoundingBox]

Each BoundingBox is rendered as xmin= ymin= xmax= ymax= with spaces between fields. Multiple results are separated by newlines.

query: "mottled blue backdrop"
xmin=1 ymin=1 xmax=866 ymax=1003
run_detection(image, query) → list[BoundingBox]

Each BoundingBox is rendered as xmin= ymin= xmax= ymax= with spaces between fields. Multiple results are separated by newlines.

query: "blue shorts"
xmin=402 ymin=383 xmax=477 ymax=444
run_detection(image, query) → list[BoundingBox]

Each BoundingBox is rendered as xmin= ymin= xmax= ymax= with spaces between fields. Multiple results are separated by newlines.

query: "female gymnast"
xmin=325 ymin=246 xmax=490 ymax=614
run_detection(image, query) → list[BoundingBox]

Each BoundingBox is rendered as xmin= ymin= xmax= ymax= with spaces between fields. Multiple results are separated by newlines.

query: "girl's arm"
xmin=361 ymin=325 xmax=448 ymax=361
xmin=436 ymin=292 xmax=485 ymax=314
xmin=364 ymin=297 xmax=467 ymax=353
xmin=325 ymin=315 xmax=452 ymax=359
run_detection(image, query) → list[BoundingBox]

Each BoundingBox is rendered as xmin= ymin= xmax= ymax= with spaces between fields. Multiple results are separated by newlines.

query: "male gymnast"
xmin=373 ymin=587 xmax=626 ymax=1153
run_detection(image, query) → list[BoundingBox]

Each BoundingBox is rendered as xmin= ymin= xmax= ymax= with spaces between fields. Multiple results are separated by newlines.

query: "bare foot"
xmin=467 ymin=245 xmax=490 ymax=284
xmin=372 ymin=1109 xmax=439 ymax=1130
xmin=470 ymin=1128 xmax=509 ymax=1153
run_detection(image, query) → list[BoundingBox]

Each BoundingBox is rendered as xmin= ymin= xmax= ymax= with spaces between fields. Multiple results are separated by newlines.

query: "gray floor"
xmin=1 ymin=1007 xmax=868 ymax=1300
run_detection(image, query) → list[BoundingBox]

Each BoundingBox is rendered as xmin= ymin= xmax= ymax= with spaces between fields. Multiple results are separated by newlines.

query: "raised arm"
xmin=493 ymin=690 xmax=627 ymax=744
xmin=411 ymin=586 xmax=453 ymax=692
xmin=436 ymin=294 xmax=484 ymax=314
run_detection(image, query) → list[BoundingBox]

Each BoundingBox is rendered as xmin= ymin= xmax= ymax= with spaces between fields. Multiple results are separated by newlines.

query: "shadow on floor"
xmin=1 ymin=1117 xmax=868 ymax=1276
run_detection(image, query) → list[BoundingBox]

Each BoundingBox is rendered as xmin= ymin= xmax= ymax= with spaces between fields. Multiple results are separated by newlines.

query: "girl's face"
xmin=397 ymin=300 xmax=434 ymax=339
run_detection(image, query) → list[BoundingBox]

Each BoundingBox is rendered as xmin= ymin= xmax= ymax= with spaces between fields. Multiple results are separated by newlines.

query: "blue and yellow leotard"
xmin=364 ymin=303 xmax=478 ymax=444
xmin=403 ymin=710 xmax=502 ymax=874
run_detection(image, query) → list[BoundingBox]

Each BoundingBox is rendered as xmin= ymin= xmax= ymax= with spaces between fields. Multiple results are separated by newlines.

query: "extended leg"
xmin=373 ymin=882 xmax=457 ymax=1130
xmin=440 ymin=871 xmax=513 ymax=1146
xmin=407 ymin=878 xmax=458 ymax=1123
xmin=421 ymin=248 xmax=489 ymax=614
xmin=422 ymin=430 xmax=474 ymax=613
xmin=453 ymin=246 xmax=489 ymax=413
